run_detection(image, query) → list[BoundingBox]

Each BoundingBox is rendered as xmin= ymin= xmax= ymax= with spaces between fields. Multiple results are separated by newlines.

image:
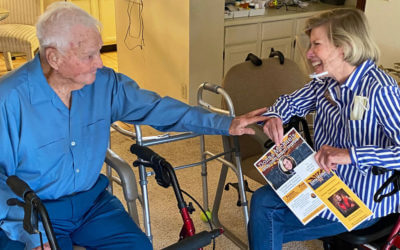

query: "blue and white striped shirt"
xmin=265 ymin=59 xmax=400 ymax=221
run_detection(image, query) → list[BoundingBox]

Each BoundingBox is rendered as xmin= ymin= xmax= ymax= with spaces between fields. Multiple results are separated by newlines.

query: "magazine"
xmin=253 ymin=128 xmax=372 ymax=231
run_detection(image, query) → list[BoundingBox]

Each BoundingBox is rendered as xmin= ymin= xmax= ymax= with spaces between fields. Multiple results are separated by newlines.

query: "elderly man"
xmin=0 ymin=2 xmax=267 ymax=249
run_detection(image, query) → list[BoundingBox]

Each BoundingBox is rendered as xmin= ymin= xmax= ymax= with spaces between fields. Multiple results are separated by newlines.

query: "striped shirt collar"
xmin=341 ymin=59 xmax=375 ymax=92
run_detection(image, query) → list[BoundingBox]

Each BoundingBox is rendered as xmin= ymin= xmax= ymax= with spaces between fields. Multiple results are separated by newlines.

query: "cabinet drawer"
xmin=261 ymin=19 xmax=294 ymax=40
xmin=225 ymin=24 xmax=258 ymax=46
xmin=261 ymin=38 xmax=292 ymax=59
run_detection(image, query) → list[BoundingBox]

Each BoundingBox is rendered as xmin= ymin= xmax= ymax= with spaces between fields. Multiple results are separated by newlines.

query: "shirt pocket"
xmin=347 ymin=120 xmax=366 ymax=146
xmin=82 ymin=119 xmax=109 ymax=167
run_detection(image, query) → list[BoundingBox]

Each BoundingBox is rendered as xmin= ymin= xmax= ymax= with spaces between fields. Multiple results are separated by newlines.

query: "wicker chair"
xmin=0 ymin=0 xmax=43 ymax=71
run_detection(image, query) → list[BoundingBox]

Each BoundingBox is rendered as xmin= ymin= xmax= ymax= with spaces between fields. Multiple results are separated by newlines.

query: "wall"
xmin=365 ymin=0 xmax=400 ymax=69
xmin=189 ymin=0 xmax=224 ymax=105
xmin=115 ymin=0 xmax=190 ymax=102
xmin=43 ymin=0 xmax=59 ymax=8
xmin=115 ymin=0 xmax=224 ymax=105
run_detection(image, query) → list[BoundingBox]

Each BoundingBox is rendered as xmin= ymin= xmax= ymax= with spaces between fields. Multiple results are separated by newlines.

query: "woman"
xmin=279 ymin=155 xmax=296 ymax=174
xmin=266 ymin=155 xmax=297 ymax=189
xmin=331 ymin=193 xmax=357 ymax=216
xmin=248 ymin=8 xmax=400 ymax=250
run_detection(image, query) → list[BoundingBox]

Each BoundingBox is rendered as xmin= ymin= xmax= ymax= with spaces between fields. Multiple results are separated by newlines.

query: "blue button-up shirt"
xmin=0 ymin=55 xmax=232 ymax=247
xmin=264 ymin=60 xmax=400 ymax=221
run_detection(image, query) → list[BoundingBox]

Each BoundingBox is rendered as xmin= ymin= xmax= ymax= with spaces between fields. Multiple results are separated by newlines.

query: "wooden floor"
xmin=0 ymin=51 xmax=118 ymax=77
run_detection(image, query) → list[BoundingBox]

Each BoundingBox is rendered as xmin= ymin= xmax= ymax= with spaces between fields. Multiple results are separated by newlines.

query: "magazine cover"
xmin=254 ymin=128 xmax=372 ymax=230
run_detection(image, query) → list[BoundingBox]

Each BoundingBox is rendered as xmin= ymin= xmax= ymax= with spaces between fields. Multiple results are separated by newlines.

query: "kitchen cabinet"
xmin=223 ymin=3 xmax=349 ymax=78
xmin=260 ymin=19 xmax=294 ymax=59
xmin=224 ymin=23 xmax=258 ymax=73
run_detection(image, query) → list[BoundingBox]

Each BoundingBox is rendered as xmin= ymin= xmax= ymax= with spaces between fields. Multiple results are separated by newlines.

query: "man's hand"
xmin=229 ymin=107 xmax=268 ymax=136
xmin=262 ymin=117 xmax=284 ymax=146
xmin=33 ymin=242 xmax=51 ymax=250
xmin=314 ymin=145 xmax=351 ymax=173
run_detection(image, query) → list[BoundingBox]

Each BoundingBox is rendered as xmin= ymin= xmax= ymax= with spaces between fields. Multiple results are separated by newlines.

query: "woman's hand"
xmin=262 ymin=117 xmax=284 ymax=146
xmin=314 ymin=145 xmax=351 ymax=172
xmin=33 ymin=242 xmax=50 ymax=250
xmin=229 ymin=107 xmax=269 ymax=135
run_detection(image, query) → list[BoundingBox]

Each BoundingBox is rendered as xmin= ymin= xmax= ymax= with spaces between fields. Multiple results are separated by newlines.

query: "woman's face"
xmin=282 ymin=158 xmax=293 ymax=171
xmin=306 ymin=25 xmax=345 ymax=78
xmin=334 ymin=194 xmax=342 ymax=202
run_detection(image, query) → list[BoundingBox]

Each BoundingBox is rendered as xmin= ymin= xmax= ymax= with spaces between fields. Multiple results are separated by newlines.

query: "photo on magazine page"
xmin=328 ymin=188 xmax=359 ymax=218
xmin=264 ymin=142 xmax=313 ymax=189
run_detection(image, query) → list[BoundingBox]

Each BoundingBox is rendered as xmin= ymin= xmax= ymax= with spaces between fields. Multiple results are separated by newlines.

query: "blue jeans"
xmin=248 ymin=185 xmax=378 ymax=250
xmin=0 ymin=175 xmax=152 ymax=250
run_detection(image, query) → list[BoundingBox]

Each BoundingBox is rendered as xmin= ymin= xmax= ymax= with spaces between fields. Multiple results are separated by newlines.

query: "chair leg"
xmin=26 ymin=49 xmax=34 ymax=61
xmin=3 ymin=52 xmax=13 ymax=71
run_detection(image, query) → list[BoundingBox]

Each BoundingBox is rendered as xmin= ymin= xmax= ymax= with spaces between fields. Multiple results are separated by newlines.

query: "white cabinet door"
xmin=260 ymin=38 xmax=292 ymax=60
xmin=224 ymin=42 xmax=258 ymax=76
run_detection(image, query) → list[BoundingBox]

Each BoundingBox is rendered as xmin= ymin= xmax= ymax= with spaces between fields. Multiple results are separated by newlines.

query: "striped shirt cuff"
xmin=257 ymin=112 xmax=282 ymax=125
xmin=350 ymin=146 xmax=369 ymax=175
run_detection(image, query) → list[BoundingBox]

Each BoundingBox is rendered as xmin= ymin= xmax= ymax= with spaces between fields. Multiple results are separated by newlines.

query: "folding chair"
xmin=104 ymin=148 xmax=140 ymax=225
xmin=71 ymin=149 xmax=141 ymax=250
xmin=208 ymin=51 xmax=312 ymax=248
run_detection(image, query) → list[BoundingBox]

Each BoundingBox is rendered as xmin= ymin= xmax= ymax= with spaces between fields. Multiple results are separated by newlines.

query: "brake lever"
xmin=133 ymin=159 xmax=153 ymax=168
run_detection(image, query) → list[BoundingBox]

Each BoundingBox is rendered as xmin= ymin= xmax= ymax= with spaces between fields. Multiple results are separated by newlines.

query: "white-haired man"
xmin=0 ymin=2 xmax=267 ymax=249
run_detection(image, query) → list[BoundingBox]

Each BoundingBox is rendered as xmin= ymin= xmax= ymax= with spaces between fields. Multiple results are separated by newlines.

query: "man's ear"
xmin=45 ymin=47 xmax=61 ymax=70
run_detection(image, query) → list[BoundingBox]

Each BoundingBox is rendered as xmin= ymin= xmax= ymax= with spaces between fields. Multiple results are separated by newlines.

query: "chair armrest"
xmin=105 ymin=148 xmax=140 ymax=225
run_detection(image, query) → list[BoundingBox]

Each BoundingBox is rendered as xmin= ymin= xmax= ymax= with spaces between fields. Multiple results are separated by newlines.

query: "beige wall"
xmin=189 ymin=0 xmax=224 ymax=105
xmin=365 ymin=0 xmax=400 ymax=68
xmin=115 ymin=0 xmax=224 ymax=105
xmin=43 ymin=0 xmax=59 ymax=8
xmin=115 ymin=0 xmax=190 ymax=102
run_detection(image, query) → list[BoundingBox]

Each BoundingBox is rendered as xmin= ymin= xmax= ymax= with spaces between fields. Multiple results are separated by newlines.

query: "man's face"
xmin=57 ymin=25 xmax=103 ymax=89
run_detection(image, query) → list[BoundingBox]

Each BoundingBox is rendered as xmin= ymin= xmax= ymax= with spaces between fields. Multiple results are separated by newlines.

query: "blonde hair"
xmin=278 ymin=155 xmax=296 ymax=172
xmin=305 ymin=8 xmax=380 ymax=66
xmin=36 ymin=2 xmax=102 ymax=53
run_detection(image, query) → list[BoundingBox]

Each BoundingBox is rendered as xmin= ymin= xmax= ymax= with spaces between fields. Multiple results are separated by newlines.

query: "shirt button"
xmin=71 ymin=141 xmax=76 ymax=146
xmin=76 ymin=169 xmax=80 ymax=173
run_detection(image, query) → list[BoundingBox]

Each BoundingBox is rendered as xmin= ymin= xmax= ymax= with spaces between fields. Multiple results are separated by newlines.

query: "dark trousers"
xmin=0 ymin=174 xmax=151 ymax=250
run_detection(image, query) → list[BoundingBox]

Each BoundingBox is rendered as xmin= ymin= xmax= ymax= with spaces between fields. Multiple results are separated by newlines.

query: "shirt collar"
xmin=341 ymin=59 xmax=375 ymax=92
xmin=27 ymin=54 xmax=57 ymax=105
xmin=27 ymin=54 xmax=88 ymax=105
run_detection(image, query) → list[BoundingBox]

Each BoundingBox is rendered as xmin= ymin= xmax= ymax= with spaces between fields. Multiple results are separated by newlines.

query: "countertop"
xmin=225 ymin=2 xmax=350 ymax=26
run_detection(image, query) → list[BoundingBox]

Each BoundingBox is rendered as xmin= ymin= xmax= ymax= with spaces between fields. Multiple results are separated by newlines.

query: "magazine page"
xmin=254 ymin=128 xmax=372 ymax=231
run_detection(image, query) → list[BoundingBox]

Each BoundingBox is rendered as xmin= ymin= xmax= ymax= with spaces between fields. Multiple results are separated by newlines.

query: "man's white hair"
xmin=36 ymin=2 xmax=102 ymax=53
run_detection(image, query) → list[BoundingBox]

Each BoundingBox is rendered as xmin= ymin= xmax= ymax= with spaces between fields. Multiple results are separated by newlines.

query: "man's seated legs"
xmin=0 ymin=230 xmax=24 ymax=250
xmin=42 ymin=174 xmax=151 ymax=250
xmin=0 ymin=175 xmax=150 ymax=250
xmin=248 ymin=185 xmax=378 ymax=250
